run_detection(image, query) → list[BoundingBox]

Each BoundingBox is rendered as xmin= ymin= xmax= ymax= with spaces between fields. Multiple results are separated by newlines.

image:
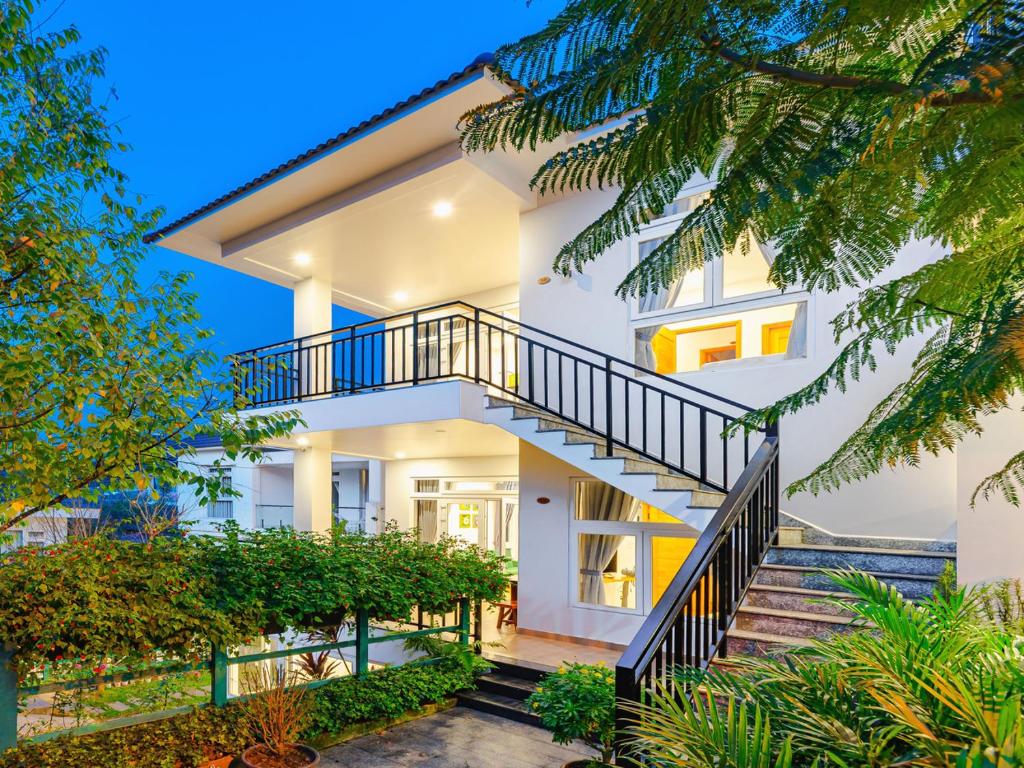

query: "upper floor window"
xmin=207 ymin=469 xmax=233 ymax=519
xmin=632 ymin=189 xmax=808 ymax=373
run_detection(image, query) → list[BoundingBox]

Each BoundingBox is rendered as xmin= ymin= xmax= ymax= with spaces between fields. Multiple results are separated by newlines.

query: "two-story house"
xmin=151 ymin=55 xmax=1020 ymax=666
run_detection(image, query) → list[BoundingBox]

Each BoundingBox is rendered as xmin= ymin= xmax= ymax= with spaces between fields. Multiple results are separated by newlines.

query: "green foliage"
xmin=0 ymin=658 xmax=477 ymax=767
xmin=462 ymin=0 xmax=1024 ymax=503
xmin=0 ymin=524 xmax=508 ymax=672
xmin=622 ymin=570 xmax=1024 ymax=766
xmin=527 ymin=662 xmax=616 ymax=764
xmin=979 ymin=578 xmax=1024 ymax=634
xmin=0 ymin=1 xmax=299 ymax=537
xmin=935 ymin=559 xmax=959 ymax=600
xmin=304 ymin=658 xmax=478 ymax=738
xmin=0 ymin=704 xmax=247 ymax=768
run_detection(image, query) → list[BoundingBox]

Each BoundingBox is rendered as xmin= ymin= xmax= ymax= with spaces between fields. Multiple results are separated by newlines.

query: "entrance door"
xmin=441 ymin=499 xmax=484 ymax=547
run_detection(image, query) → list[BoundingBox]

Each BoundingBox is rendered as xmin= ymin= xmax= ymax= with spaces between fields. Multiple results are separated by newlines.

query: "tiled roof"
xmin=144 ymin=53 xmax=496 ymax=244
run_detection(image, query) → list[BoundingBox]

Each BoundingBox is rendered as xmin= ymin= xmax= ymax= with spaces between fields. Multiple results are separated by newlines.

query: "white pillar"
xmin=365 ymin=459 xmax=385 ymax=533
xmin=293 ymin=433 xmax=333 ymax=533
xmin=294 ymin=277 xmax=333 ymax=398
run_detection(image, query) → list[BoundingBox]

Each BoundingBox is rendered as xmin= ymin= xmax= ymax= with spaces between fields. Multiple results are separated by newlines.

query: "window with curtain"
xmin=571 ymin=480 xmax=697 ymax=614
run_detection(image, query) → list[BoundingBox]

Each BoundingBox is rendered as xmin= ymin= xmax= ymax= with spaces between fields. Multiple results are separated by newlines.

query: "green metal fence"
xmin=0 ymin=597 xmax=472 ymax=752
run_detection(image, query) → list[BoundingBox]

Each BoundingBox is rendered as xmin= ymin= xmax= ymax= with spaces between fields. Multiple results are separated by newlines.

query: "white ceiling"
xmin=286 ymin=418 xmax=520 ymax=460
xmin=233 ymin=159 xmax=523 ymax=314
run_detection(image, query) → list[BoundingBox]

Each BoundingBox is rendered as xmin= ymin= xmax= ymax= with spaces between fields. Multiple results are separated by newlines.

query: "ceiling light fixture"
xmin=394 ymin=451 xmax=407 ymax=459
xmin=296 ymin=436 xmax=310 ymax=448
xmin=431 ymin=200 xmax=454 ymax=218
xmin=392 ymin=291 xmax=409 ymax=303
xmin=294 ymin=251 xmax=312 ymax=266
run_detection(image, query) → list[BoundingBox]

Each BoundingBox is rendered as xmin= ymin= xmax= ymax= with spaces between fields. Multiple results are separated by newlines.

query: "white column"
xmin=294 ymin=277 xmax=333 ymax=397
xmin=365 ymin=459 xmax=385 ymax=533
xmin=293 ymin=433 xmax=333 ymax=532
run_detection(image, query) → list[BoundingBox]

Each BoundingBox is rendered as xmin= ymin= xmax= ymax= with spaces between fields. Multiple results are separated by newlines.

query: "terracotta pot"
xmin=199 ymin=758 xmax=233 ymax=768
xmin=241 ymin=743 xmax=320 ymax=768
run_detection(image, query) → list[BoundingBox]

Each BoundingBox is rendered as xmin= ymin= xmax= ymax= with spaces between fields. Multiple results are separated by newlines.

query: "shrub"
xmin=623 ymin=570 xmax=1024 ymax=767
xmin=0 ymin=658 xmax=478 ymax=767
xmin=527 ymin=662 xmax=615 ymax=765
xmin=0 ymin=522 xmax=508 ymax=671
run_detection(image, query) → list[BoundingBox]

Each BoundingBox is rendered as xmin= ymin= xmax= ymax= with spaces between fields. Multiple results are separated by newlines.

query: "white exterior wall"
xmin=520 ymin=187 xmax=958 ymax=540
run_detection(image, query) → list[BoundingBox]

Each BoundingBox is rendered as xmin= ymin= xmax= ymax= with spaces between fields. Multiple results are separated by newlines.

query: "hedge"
xmin=0 ymin=658 xmax=479 ymax=768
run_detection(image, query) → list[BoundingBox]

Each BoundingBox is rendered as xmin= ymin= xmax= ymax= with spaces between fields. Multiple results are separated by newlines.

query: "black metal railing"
xmin=613 ymin=434 xmax=780 ymax=757
xmin=232 ymin=301 xmax=763 ymax=492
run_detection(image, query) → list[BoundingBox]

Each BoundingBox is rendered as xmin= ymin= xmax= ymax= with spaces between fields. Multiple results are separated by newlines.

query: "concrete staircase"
xmin=456 ymin=660 xmax=544 ymax=726
xmin=484 ymin=396 xmax=725 ymax=529
xmin=724 ymin=514 xmax=956 ymax=657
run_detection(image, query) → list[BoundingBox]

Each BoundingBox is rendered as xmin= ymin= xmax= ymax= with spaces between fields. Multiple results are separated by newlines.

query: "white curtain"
xmin=576 ymin=482 xmax=640 ymax=604
xmin=635 ymin=237 xmax=684 ymax=371
xmin=415 ymin=499 xmax=438 ymax=543
xmin=786 ymin=302 xmax=808 ymax=359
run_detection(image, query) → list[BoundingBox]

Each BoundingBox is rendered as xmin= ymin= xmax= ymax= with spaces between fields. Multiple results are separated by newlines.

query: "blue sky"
xmin=60 ymin=1 xmax=562 ymax=356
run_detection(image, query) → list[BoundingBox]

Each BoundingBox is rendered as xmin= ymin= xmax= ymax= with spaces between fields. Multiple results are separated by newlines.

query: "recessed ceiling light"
xmin=296 ymin=436 xmax=310 ymax=447
xmin=394 ymin=451 xmax=407 ymax=459
xmin=393 ymin=291 xmax=409 ymax=302
xmin=432 ymin=200 xmax=454 ymax=218
xmin=294 ymin=251 xmax=312 ymax=266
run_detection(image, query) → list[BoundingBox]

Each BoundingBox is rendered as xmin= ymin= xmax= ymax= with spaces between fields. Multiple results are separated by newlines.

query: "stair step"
xmin=778 ymin=513 xmax=957 ymax=553
xmin=734 ymin=605 xmax=856 ymax=638
xmin=766 ymin=544 xmax=952 ymax=576
xmin=725 ymin=628 xmax=816 ymax=657
xmin=486 ymin=659 xmax=547 ymax=683
xmin=456 ymin=689 xmax=541 ymax=727
xmin=744 ymin=584 xmax=856 ymax=616
xmin=476 ymin=672 xmax=537 ymax=701
xmin=754 ymin=563 xmax=938 ymax=600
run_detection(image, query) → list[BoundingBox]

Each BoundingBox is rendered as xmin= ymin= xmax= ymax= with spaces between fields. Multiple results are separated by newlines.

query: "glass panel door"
xmin=442 ymin=499 xmax=483 ymax=547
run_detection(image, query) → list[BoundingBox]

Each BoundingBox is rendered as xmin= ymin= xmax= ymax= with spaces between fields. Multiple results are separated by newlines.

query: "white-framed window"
xmin=631 ymin=188 xmax=810 ymax=374
xmin=207 ymin=468 xmax=234 ymax=519
xmin=569 ymin=479 xmax=698 ymax=615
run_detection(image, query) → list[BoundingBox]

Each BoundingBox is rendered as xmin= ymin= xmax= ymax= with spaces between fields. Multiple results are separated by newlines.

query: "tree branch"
xmin=701 ymin=35 xmax=1001 ymax=106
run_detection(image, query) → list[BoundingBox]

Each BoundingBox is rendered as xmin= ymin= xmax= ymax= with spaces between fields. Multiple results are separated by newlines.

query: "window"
xmin=632 ymin=190 xmax=809 ymax=373
xmin=207 ymin=469 xmax=233 ymax=519
xmin=571 ymin=480 xmax=697 ymax=614
xmin=642 ymin=302 xmax=804 ymax=374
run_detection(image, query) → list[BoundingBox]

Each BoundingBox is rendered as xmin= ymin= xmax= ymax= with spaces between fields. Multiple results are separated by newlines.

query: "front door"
xmin=441 ymin=499 xmax=485 ymax=548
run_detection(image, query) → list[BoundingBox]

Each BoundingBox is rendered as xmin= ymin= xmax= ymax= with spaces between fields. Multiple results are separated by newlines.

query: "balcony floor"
xmin=320 ymin=706 xmax=595 ymax=767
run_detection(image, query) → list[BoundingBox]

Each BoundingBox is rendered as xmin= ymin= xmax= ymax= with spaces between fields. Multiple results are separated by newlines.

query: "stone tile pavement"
xmin=320 ymin=706 xmax=596 ymax=767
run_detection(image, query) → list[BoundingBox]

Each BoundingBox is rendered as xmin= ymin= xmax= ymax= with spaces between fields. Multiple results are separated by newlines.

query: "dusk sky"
xmin=61 ymin=1 xmax=563 ymax=356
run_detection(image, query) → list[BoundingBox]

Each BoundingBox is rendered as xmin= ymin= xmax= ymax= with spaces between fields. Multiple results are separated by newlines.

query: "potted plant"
xmin=238 ymin=663 xmax=320 ymax=768
xmin=526 ymin=661 xmax=616 ymax=767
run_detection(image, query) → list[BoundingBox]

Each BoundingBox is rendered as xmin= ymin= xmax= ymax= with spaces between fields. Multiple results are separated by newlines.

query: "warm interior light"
xmin=392 ymin=291 xmax=409 ymax=303
xmin=294 ymin=251 xmax=312 ymax=266
xmin=394 ymin=451 xmax=407 ymax=459
xmin=432 ymin=200 xmax=454 ymax=218
xmin=296 ymin=436 xmax=310 ymax=448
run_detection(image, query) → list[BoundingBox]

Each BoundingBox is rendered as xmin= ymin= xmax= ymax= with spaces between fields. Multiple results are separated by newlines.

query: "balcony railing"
xmin=232 ymin=301 xmax=764 ymax=493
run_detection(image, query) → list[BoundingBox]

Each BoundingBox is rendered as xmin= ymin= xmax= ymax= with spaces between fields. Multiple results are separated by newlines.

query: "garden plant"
xmin=527 ymin=662 xmax=616 ymax=767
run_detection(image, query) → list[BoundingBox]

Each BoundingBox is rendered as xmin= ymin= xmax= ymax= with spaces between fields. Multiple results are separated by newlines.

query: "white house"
xmin=153 ymin=55 xmax=1021 ymax=659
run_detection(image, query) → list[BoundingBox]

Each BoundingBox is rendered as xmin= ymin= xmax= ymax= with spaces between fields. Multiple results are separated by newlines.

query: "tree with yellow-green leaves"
xmin=0 ymin=2 xmax=298 ymax=537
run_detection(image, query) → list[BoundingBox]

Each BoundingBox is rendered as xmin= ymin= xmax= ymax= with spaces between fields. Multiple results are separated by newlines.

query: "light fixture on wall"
xmin=296 ymin=436 xmax=310 ymax=448
xmin=431 ymin=200 xmax=454 ymax=218
xmin=537 ymin=276 xmax=551 ymax=285
xmin=294 ymin=251 xmax=312 ymax=266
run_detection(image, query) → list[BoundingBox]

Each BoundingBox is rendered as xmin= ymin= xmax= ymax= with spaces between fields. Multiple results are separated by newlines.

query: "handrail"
xmin=614 ymin=433 xmax=780 ymax=757
xmin=232 ymin=301 xmax=764 ymax=491
xmin=231 ymin=300 xmax=754 ymax=411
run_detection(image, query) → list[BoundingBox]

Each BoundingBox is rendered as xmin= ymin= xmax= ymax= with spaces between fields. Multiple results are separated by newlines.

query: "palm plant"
xmin=620 ymin=571 xmax=1024 ymax=767
xmin=461 ymin=1 xmax=1024 ymax=504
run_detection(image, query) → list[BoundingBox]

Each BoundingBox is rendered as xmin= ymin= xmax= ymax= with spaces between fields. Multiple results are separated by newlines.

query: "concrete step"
xmin=753 ymin=563 xmax=938 ymax=600
xmin=743 ymin=584 xmax=856 ymax=617
xmin=766 ymin=544 xmax=953 ymax=576
xmin=476 ymin=672 xmax=537 ymax=702
xmin=734 ymin=605 xmax=856 ymax=638
xmin=778 ymin=513 xmax=956 ymax=553
xmin=487 ymin=659 xmax=547 ymax=683
xmin=456 ymin=689 xmax=541 ymax=727
xmin=725 ymin=628 xmax=815 ymax=657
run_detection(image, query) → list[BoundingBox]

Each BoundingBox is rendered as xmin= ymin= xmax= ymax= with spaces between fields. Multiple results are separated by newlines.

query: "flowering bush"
xmin=0 ymin=522 xmax=508 ymax=672
xmin=527 ymin=662 xmax=616 ymax=765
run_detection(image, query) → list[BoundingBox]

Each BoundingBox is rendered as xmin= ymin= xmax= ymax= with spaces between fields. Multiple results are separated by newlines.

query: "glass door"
xmin=441 ymin=499 xmax=484 ymax=547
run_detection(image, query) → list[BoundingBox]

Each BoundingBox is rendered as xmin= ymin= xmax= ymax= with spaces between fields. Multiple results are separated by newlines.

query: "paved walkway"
xmin=320 ymin=707 xmax=596 ymax=767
